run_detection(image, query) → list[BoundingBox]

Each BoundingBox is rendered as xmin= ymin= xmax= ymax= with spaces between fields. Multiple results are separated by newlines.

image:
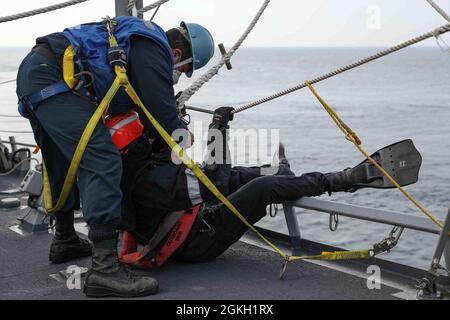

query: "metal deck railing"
xmin=282 ymin=198 xmax=450 ymax=298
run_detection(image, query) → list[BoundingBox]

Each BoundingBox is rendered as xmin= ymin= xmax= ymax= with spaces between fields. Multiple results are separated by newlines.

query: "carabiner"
xmin=329 ymin=213 xmax=339 ymax=232
xmin=74 ymin=71 xmax=95 ymax=90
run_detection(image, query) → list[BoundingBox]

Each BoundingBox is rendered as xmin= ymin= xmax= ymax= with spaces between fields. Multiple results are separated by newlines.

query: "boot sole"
xmin=83 ymin=285 xmax=159 ymax=298
xmin=49 ymin=250 xmax=92 ymax=264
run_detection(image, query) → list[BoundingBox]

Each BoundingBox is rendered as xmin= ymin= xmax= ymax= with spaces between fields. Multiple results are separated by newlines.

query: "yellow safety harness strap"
xmin=304 ymin=81 xmax=445 ymax=231
xmin=63 ymin=45 xmax=77 ymax=90
xmin=291 ymin=250 xmax=371 ymax=262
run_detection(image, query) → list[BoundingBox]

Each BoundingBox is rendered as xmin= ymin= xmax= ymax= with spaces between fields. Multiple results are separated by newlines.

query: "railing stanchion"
xmin=283 ymin=204 xmax=302 ymax=256
xmin=417 ymin=208 xmax=450 ymax=299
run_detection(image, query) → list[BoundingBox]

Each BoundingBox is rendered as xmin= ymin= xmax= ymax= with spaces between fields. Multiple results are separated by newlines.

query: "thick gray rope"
xmin=178 ymin=0 xmax=271 ymax=107
xmin=138 ymin=0 xmax=170 ymax=14
xmin=426 ymin=0 xmax=450 ymax=22
xmin=231 ymin=24 xmax=450 ymax=114
xmin=0 ymin=0 xmax=90 ymax=24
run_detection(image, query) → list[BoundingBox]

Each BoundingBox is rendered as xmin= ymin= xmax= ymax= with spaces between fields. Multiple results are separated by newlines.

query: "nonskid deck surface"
xmin=0 ymin=174 xmax=406 ymax=300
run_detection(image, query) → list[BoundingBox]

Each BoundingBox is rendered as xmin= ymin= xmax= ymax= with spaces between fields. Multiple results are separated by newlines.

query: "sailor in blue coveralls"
xmin=15 ymin=16 xmax=215 ymax=298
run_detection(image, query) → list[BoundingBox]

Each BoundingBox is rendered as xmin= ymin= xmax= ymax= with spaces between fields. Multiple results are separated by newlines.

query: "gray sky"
xmin=1 ymin=0 xmax=449 ymax=47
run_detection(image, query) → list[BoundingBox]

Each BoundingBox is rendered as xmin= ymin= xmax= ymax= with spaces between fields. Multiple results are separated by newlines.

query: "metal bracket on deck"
xmin=417 ymin=208 xmax=450 ymax=300
xmin=10 ymin=193 xmax=50 ymax=235
xmin=9 ymin=168 xmax=49 ymax=235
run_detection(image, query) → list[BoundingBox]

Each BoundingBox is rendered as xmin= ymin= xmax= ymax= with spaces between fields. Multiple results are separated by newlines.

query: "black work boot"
xmin=276 ymin=143 xmax=295 ymax=176
xmin=325 ymin=168 xmax=365 ymax=194
xmin=83 ymin=237 xmax=159 ymax=298
xmin=49 ymin=211 xmax=92 ymax=264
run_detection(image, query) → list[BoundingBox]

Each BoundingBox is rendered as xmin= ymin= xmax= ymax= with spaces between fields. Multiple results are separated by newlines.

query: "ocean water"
xmin=1 ymin=46 xmax=449 ymax=270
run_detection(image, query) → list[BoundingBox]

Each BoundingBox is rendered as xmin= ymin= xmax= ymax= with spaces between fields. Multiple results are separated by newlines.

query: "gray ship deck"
xmin=1 ymin=173 xmax=428 ymax=300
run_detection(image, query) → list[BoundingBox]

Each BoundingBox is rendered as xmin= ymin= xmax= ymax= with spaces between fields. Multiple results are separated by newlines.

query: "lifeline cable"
xmin=178 ymin=0 xmax=271 ymax=107
xmin=0 ymin=129 xmax=33 ymax=134
xmin=0 ymin=0 xmax=90 ymax=24
xmin=0 ymin=79 xmax=15 ymax=85
xmin=0 ymin=115 xmax=21 ymax=118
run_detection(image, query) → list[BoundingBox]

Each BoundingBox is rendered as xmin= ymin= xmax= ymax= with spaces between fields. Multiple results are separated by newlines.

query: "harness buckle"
xmin=108 ymin=46 xmax=127 ymax=68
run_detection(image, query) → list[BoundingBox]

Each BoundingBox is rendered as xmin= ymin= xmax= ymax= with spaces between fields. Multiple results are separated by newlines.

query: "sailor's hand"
xmin=212 ymin=107 xmax=235 ymax=127
xmin=175 ymin=91 xmax=191 ymax=125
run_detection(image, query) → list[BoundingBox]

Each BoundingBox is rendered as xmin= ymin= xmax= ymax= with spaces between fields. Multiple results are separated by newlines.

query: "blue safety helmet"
xmin=180 ymin=22 xmax=215 ymax=78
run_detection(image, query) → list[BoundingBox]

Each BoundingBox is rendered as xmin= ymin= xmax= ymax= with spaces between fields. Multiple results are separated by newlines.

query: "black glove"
xmin=175 ymin=91 xmax=191 ymax=125
xmin=212 ymin=107 xmax=235 ymax=128
xmin=175 ymin=91 xmax=183 ymax=102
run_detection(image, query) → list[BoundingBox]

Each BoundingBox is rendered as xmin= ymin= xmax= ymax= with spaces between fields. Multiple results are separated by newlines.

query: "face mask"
xmin=173 ymin=70 xmax=182 ymax=85
xmin=172 ymin=57 xmax=193 ymax=85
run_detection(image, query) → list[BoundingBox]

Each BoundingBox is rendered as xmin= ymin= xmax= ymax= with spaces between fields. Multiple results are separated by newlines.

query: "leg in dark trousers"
xmin=17 ymin=49 xmax=159 ymax=297
xmin=176 ymin=173 xmax=329 ymax=262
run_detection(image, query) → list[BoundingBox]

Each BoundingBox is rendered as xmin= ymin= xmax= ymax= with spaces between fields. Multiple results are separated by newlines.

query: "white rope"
xmin=426 ymin=0 xmax=450 ymax=22
xmin=230 ymin=24 xmax=450 ymax=114
xmin=0 ymin=0 xmax=90 ymax=24
xmin=177 ymin=0 xmax=271 ymax=107
xmin=138 ymin=0 xmax=170 ymax=14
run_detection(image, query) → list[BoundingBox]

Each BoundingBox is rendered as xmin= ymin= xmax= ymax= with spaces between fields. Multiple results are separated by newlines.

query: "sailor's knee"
xmin=243 ymin=176 xmax=278 ymax=195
